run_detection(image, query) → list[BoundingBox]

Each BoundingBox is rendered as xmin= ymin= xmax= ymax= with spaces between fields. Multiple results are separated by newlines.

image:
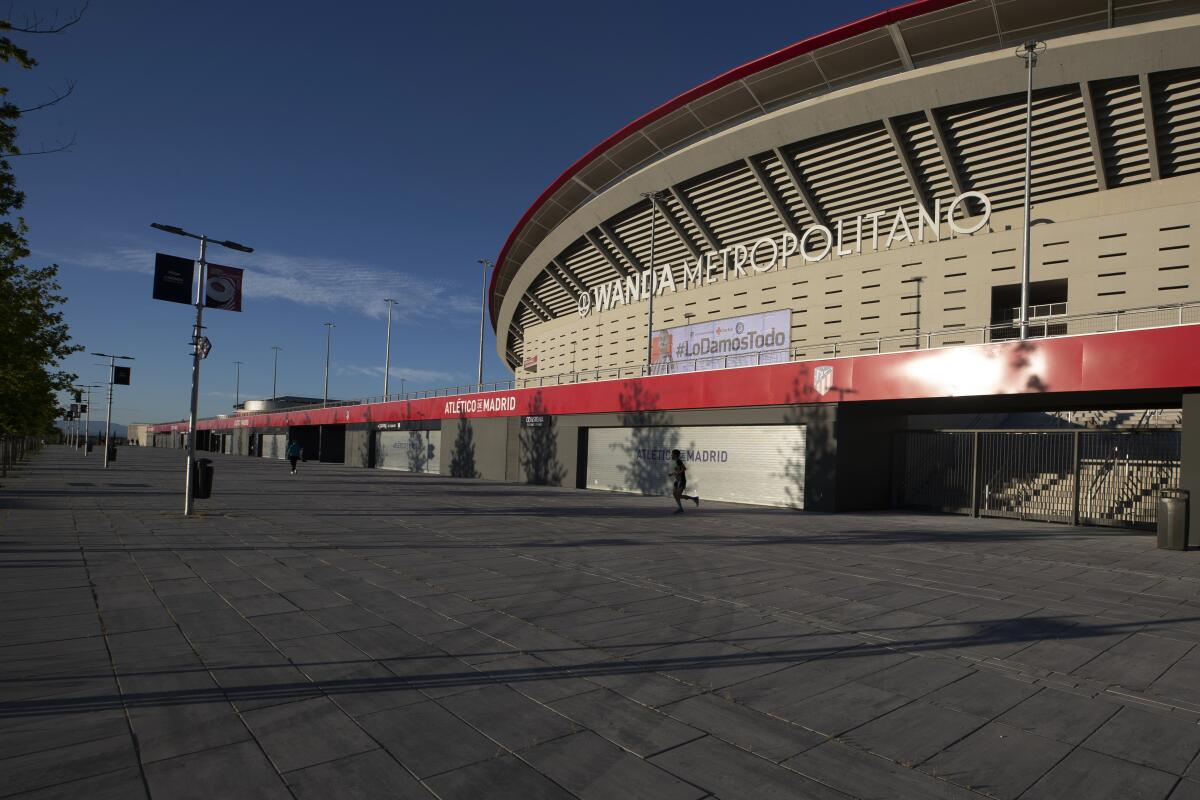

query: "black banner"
xmin=153 ymin=253 xmax=193 ymax=305
xmin=113 ymin=366 xmax=131 ymax=386
xmin=521 ymin=415 xmax=550 ymax=428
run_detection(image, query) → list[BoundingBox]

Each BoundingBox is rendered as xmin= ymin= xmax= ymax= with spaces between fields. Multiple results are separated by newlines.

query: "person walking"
xmin=286 ymin=439 xmax=302 ymax=475
xmin=670 ymin=449 xmax=700 ymax=513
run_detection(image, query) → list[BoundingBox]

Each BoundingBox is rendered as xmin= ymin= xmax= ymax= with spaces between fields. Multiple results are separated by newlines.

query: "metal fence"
xmin=894 ymin=429 xmax=1181 ymax=530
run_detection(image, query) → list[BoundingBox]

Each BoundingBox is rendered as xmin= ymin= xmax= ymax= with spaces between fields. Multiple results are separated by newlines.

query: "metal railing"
xmin=1007 ymin=302 xmax=1068 ymax=320
xmin=895 ymin=428 xmax=1181 ymax=530
xmin=244 ymin=301 xmax=1200 ymax=416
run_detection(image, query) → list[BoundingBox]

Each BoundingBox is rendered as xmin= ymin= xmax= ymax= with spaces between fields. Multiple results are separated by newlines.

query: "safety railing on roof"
xmin=255 ymin=301 xmax=1200 ymax=415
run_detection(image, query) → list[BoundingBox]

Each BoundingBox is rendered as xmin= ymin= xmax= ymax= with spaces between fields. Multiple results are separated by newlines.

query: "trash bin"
xmin=193 ymin=458 xmax=214 ymax=500
xmin=1157 ymin=488 xmax=1189 ymax=550
xmin=85 ymin=442 xmax=93 ymax=453
xmin=106 ymin=445 xmax=117 ymax=462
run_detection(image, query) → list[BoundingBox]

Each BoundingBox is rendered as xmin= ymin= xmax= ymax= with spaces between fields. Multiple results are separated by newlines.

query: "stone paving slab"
xmin=5 ymin=446 xmax=1200 ymax=797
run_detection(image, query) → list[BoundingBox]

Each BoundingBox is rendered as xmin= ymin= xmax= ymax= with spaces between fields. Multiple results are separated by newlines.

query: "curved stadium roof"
xmin=488 ymin=0 xmax=1198 ymax=337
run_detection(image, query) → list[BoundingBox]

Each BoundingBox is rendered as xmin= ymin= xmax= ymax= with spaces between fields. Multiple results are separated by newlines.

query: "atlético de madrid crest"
xmin=813 ymin=365 xmax=834 ymax=397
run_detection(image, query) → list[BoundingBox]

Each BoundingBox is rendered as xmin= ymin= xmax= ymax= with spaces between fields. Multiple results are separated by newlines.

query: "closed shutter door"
xmin=376 ymin=430 xmax=441 ymax=473
xmin=586 ymin=424 xmax=806 ymax=508
xmin=261 ymin=433 xmax=287 ymax=460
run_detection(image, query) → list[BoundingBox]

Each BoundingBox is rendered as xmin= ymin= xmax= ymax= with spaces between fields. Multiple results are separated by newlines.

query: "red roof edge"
xmin=489 ymin=0 xmax=968 ymax=333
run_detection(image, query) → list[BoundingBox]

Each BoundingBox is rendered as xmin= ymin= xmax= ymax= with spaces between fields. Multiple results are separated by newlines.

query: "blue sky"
xmin=13 ymin=0 xmax=890 ymax=424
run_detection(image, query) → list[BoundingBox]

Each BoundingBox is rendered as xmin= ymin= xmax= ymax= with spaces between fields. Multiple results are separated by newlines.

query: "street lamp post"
xmin=383 ymin=298 xmax=396 ymax=398
xmin=322 ymin=322 xmax=335 ymax=407
xmin=78 ymin=384 xmax=99 ymax=455
xmin=233 ymin=361 xmax=243 ymax=409
xmin=271 ymin=346 xmax=282 ymax=399
xmin=475 ymin=259 xmax=494 ymax=390
xmin=641 ymin=191 xmax=667 ymax=371
xmin=1015 ymin=41 xmax=1045 ymax=341
xmin=151 ymin=222 xmax=253 ymax=516
xmin=91 ymin=353 xmax=134 ymax=468
xmin=318 ymin=322 xmax=335 ymax=463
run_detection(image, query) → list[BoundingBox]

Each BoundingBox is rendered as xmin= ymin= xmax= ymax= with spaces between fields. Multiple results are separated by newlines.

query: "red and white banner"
xmin=146 ymin=326 xmax=1200 ymax=434
xmin=205 ymin=263 xmax=244 ymax=312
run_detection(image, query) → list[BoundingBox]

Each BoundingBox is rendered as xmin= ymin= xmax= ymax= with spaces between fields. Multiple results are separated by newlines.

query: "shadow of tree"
xmin=615 ymin=381 xmax=676 ymax=496
xmin=3 ymin=610 xmax=1191 ymax=719
xmin=520 ymin=392 xmax=565 ymax=486
xmin=406 ymin=430 xmax=431 ymax=473
xmin=449 ymin=414 xmax=478 ymax=478
xmin=778 ymin=364 xmax=851 ymax=510
xmin=781 ymin=369 xmax=810 ymax=509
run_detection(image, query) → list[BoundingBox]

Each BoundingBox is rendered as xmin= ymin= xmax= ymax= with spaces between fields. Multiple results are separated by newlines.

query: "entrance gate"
xmin=894 ymin=429 xmax=1181 ymax=529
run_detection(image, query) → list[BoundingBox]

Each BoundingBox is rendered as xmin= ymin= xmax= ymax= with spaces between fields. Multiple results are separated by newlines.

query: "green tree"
xmin=0 ymin=15 xmax=83 ymax=439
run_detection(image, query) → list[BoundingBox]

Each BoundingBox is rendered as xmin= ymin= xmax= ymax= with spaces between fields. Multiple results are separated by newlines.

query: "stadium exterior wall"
xmin=494 ymin=14 xmax=1200 ymax=378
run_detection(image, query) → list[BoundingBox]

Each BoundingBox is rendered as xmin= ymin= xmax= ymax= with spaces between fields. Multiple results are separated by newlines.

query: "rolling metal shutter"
xmin=375 ymin=430 xmax=441 ymax=473
xmin=586 ymin=424 xmax=806 ymax=508
xmin=261 ymin=433 xmax=287 ymax=460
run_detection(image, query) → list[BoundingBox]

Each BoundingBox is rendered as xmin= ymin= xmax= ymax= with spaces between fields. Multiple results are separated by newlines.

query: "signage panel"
xmin=586 ymin=424 xmax=806 ymax=508
xmin=578 ymin=191 xmax=992 ymax=317
xmin=113 ymin=366 xmax=131 ymax=385
xmin=205 ymin=263 xmax=244 ymax=312
xmin=153 ymin=253 xmax=193 ymax=305
xmin=651 ymin=309 xmax=791 ymax=374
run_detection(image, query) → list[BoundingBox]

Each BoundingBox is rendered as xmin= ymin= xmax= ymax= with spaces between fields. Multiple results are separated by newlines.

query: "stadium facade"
xmin=150 ymin=0 xmax=1200 ymax=531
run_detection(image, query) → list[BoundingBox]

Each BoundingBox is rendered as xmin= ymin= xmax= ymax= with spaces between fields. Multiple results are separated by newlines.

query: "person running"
xmin=286 ymin=440 xmax=302 ymax=475
xmin=670 ymin=449 xmax=700 ymax=513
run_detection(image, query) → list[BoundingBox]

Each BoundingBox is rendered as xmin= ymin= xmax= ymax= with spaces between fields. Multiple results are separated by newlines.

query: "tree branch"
xmin=4 ymin=1 xmax=89 ymax=34
xmin=18 ymin=80 xmax=73 ymax=113
xmin=9 ymin=133 xmax=75 ymax=156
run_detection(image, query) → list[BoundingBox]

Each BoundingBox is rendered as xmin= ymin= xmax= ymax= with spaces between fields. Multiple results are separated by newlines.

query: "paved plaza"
xmin=4 ymin=447 xmax=1200 ymax=798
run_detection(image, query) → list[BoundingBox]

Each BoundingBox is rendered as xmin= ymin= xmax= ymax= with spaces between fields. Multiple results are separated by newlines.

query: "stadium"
xmin=150 ymin=0 xmax=1200 ymax=531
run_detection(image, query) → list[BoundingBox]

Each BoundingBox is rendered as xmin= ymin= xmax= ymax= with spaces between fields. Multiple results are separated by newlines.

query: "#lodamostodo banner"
xmin=650 ymin=309 xmax=791 ymax=375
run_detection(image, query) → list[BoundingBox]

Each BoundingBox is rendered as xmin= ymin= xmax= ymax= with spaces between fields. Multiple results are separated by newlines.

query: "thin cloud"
xmin=244 ymin=251 xmax=477 ymax=320
xmin=41 ymin=243 xmax=477 ymax=322
xmin=340 ymin=364 xmax=460 ymax=385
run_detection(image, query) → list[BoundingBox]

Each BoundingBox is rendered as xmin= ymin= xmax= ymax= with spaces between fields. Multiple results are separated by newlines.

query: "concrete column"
xmin=1181 ymin=392 xmax=1200 ymax=545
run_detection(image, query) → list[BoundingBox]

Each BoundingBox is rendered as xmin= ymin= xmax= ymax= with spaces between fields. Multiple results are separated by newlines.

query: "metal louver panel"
xmin=1153 ymin=66 xmax=1200 ymax=178
xmin=611 ymin=203 xmax=693 ymax=273
xmin=517 ymin=303 xmax=540 ymax=329
xmin=896 ymin=112 xmax=957 ymax=206
xmin=662 ymin=192 xmax=705 ymax=253
xmin=682 ymin=163 xmax=783 ymax=249
xmin=563 ymin=238 xmax=622 ymax=288
xmin=605 ymin=204 xmax=688 ymax=290
xmin=1092 ymin=77 xmax=1152 ymax=187
xmin=530 ymin=273 xmax=573 ymax=318
xmin=943 ymin=85 xmax=1098 ymax=211
xmin=759 ymin=152 xmax=817 ymax=229
xmin=793 ymin=124 xmax=918 ymax=225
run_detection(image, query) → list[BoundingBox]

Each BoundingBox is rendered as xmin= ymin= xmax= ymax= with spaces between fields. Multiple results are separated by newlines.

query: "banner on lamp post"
xmin=152 ymin=253 xmax=194 ymax=305
xmin=205 ymin=263 xmax=244 ymax=312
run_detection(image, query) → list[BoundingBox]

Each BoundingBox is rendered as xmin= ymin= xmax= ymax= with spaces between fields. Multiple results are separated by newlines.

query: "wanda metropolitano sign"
xmin=577 ymin=191 xmax=992 ymax=317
